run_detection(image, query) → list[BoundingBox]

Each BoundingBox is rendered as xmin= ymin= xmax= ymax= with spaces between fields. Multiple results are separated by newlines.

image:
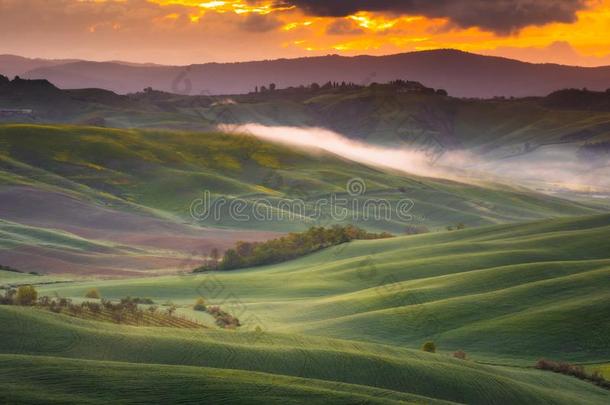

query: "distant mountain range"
xmin=2 ymin=50 xmax=610 ymax=98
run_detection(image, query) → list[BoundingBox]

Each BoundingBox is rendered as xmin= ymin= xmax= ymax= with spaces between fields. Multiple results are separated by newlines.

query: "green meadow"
xmin=0 ymin=124 xmax=602 ymax=233
xmin=0 ymin=122 xmax=608 ymax=403
xmin=1 ymin=214 xmax=609 ymax=403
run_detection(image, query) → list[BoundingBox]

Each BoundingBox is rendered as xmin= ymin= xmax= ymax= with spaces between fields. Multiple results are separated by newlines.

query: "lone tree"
xmin=85 ymin=288 xmax=101 ymax=299
xmin=193 ymin=297 xmax=206 ymax=311
xmin=421 ymin=341 xmax=436 ymax=353
xmin=16 ymin=285 xmax=38 ymax=305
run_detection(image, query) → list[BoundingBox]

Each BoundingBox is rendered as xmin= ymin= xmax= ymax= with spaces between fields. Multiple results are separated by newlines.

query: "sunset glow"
xmin=1 ymin=0 xmax=609 ymax=65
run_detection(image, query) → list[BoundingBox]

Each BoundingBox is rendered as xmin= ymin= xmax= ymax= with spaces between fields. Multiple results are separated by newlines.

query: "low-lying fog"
xmin=221 ymin=123 xmax=610 ymax=196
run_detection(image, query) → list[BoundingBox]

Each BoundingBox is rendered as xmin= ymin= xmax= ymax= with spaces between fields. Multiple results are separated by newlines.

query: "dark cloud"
xmin=239 ymin=13 xmax=283 ymax=32
xmin=279 ymin=0 xmax=588 ymax=34
xmin=326 ymin=19 xmax=365 ymax=35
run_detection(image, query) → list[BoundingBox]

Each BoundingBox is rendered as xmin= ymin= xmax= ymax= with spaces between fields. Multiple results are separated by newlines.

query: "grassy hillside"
xmin=0 ymin=307 xmax=608 ymax=405
xmin=32 ymin=214 xmax=610 ymax=363
xmin=0 ymin=124 xmax=601 ymax=233
xmin=1 ymin=214 xmax=609 ymax=403
xmin=0 ymin=355 xmax=435 ymax=405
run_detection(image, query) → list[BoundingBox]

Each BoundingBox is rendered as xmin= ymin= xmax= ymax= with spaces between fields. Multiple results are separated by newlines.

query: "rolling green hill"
xmin=0 ymin=123 xmax=606 ymax=275
xmin=33 ymin=214 xmax=610 ymax=363
xmin=1 ymin=214 xmax=609 ymax=403
xmin=0 ymin=124 xmax=602 ymax=233
xmin=0 ymin=307 xmax=608 ymax=405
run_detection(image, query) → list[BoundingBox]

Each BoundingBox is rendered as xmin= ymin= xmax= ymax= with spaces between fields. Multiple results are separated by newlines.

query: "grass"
xmin=27 ymin=213 xmax=610 ymax=363
xmin=0 ymin=124 xmax=603 ymax=234
xmin=2 ymin=88 xmax=609 ymax=403
xmin=0 ymin=354 xmax=445 ymax=405
xmin=1 ymin=214 xmax=609 ymax=403
xmin=1 ymin=307 xmax=608 ymax=404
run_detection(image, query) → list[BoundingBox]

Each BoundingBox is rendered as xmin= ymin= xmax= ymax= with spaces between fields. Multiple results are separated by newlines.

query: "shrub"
xmin=535 ymin=359 xmax=610 ymax=389
xmin=193 ymin=297 xmax=206 ymax=311
xmin=421 ymin=341 xmax=436 ymax=353
xmin=84 ymin=301 xmax=101 ymax=313
xmin=15 ymin=285 xmax=37 ymax=305
xmin=206 ymin=305 xmax=221 ymax=315
xmin=84 ymin=288 xmax=101 ymax=299
xmin=453 ymin=350 xmax=467 ymax=360
xmin=58 ymin=298 xmax=71 ymax=307
xmin=0 ymin=288 xmax=16 ymax=305
xmin=404 ymin=225 xmax=430 ymax=235
xmin=132 ymin=297 xmax=154 ymax=305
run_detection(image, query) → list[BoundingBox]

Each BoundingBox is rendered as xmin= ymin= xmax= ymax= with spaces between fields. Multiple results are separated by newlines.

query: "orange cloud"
xmin=0 ymin=0 xmax=608 ymax=66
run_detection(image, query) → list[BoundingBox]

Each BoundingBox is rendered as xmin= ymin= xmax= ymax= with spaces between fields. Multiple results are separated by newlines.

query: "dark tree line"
xmin=251 ymin=80 xmax=447 ymax=96
xmin=195 ymin=225 xmax=393 ymax=272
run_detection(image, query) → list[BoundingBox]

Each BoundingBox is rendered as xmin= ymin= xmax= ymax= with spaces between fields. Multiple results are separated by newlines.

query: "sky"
xmin=1 ymin=0 xmax=610 ymax=66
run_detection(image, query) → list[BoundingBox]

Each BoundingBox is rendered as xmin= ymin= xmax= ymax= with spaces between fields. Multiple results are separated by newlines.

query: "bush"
xmin=535 ymin=359 xmax=610 ymax=389
xmin=85 ymin=288 xmax=101 ymax=299
xmin=404 ymin=225 xmax=430 ymax=235
xmin=83 ymin=301 xmax=101 ymax=313
xmin=132 ymin=297 xmax=154 ymax=305
xmin=193 ymin=297 xmax=206 ymax=311
xmin=0 ymin=288 xmax=16 ymax=305
xmin=15 ymin=285 xmax=37 ymax=305
xmin=453 ymin=350 xmax=467 ymax=360
xmin=421 ymin=341 xmax=436 ymax=353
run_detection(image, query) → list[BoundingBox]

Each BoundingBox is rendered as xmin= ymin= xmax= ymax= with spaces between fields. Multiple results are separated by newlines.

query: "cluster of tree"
xmin=206 ymin=305 xmax=241 ymax=329
xmin=194 ymin=225 xmax=393 ymax=272
xmin=251 ymin=79 xmax=447 ymax=97
xmin=544 ymin=88 xmax=610 ymax=112
xmin=0 ymin=285 xmax=202 ymax=327
xmin=192 ymin=297 xmax=240 ymax=328
xmin=0 ymin=75 xmax=56 ymax=91
xmin=535 ymin=359 xmax=609 ymax=390
xmin=0 ymin=285 xmax=37 ymax=305
xmin=388 ymin=79 xmax=447 ymax=96
xmin=446 ymin=223 xmax=466 ymax=231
